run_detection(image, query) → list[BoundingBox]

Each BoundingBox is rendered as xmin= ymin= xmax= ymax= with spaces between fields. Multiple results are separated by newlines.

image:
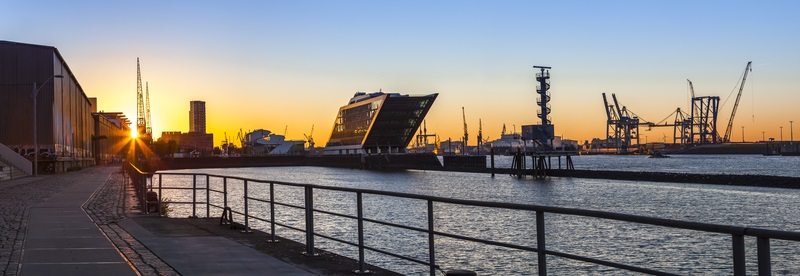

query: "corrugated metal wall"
xmin=0 ymin=41 xmax=94 ymax=159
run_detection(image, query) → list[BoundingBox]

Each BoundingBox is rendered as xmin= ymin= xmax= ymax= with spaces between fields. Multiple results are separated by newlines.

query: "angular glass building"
xmin=324 ymin=92 xmax=438 ymax=155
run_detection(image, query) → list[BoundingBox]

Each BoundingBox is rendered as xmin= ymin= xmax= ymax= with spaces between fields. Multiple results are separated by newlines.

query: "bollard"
xmin=445 ymin=270 xmax=477 ymax=276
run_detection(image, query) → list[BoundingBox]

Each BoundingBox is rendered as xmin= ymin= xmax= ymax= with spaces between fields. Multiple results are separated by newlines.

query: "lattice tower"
xmin=146 ymin=82 xmax=152 ymax=136
xmin=136 ymin=58 xmax=146 ymax=135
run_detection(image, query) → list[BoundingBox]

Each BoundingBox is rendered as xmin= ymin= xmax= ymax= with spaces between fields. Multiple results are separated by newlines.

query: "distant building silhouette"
xmin=189 ymin=100 xmax=206 ymax=133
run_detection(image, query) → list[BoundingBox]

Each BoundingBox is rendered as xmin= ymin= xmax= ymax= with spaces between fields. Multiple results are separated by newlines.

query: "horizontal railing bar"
xmin=364 ymin=245 xmax=435 ymax=267
xmin=248 ymin=214 xmax=270 ymax=223
xmin=207 ymin=188 xmax=225 ymax=194
xmin=156 ymin=172 xmax=800 ymax=241
xmin=272 ymin=201 xmax=304 ymax=210
xmin=362 ymin=217 xmax=429 ymax=233
xmin=275 ymin=222 xmax=305 ymax=233
xmin=543 ymin=249 xmax=679 ymax=276
xmin=313 ymin=209 xmax=357 ymax=220
xmin=314 ymin=232 xmax=358 ymax=248
xmin=208 ymin=203 xmax=225 ymax=209
xmin=433 ymin=230 xmax=538 ymax=252
xmin=245 ymin=196 xmax=271 ymax=204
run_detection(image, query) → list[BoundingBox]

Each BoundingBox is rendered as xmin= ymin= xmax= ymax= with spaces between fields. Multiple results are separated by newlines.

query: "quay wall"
xmin=152 ymin=155 xmax=800 ymax=189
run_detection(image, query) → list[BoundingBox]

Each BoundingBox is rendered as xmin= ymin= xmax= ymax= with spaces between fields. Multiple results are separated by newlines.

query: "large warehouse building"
xmin=0 ymin=41 xmax=129 ymax=174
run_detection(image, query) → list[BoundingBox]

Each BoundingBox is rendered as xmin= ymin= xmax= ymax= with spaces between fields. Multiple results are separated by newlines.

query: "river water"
xmin=157 ymin=154 xmax=800 ymax=275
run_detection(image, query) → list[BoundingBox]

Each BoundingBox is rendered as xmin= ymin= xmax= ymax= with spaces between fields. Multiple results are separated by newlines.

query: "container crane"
xmin=722 ymin=61 xmax=752 ymax=142
xmin=688 ymin=79 xmax=695 ymax=98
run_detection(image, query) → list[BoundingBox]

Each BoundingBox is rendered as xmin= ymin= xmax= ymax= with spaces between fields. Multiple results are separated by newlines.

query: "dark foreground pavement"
xmin=1 ymin=165 xmax=399 ymax=275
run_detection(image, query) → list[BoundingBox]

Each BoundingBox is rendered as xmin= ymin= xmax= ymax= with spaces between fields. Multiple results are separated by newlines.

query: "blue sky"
xmin=2 ymin=1 xmax=798 ymax=144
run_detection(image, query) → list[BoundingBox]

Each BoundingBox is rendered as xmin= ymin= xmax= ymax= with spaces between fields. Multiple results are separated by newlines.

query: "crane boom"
xmin=687 ymin=79 xmax=695 ymax=99
xmin=722 ymin=61 xmax=752 ymax=142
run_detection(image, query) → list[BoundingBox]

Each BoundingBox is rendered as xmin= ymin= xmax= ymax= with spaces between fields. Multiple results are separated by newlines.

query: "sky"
xmin=2 ymin=1 xmax=799 ymax=147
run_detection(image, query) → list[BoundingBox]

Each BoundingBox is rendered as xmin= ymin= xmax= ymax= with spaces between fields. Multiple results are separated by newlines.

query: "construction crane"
xmin=303 ymin=125 xmax=315 ymax=149
xmin=687 ymin=79 xmax=696 ymax=98
xmin=145 ymin=82 xmax=152 ymax=137
xmin=722 ymin=61 xmax=752 ymax=142
xmin=135 ymin=58 xmax=146 ymax=137
xmin=462 ymin=107 xmax=468 ymax=154
xmin=477 ymin=119 xmax=483 ymax=155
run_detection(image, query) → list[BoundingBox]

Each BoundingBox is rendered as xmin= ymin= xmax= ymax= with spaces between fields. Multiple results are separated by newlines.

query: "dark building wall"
xmin=93 ymin=113 xmax=130 ymax=164
xmin=0 ymin=41 xmax=94 ymax=161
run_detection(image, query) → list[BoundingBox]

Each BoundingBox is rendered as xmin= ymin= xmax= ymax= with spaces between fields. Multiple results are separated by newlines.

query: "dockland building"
xmin=324 ymin=92 xmax=438 ymax=155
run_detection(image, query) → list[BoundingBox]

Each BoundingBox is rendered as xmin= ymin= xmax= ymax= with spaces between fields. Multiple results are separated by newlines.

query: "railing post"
xmin=303 ymin=186 xmax=318 ymax=256
xmin=427 ymin=200 xmax=436 ymax=276
xmin=223 ymin=177 xmax=228 ymax=209
xmin=157 ymin=174 xmax=163 ymax=217
xmin=757 ymin=237 xmax=771 ymax=276
xmin=536 ymin=210 xmax=547 ymax=276
xmin=206 ymin=175 xmax=210 ymax=218
xmin=266 ymin=182 xmax=278 ymax=243
xmin=192 ymin=174 xmax=197 ymax=218
xmin=141 ymin=173 xmax=148 ymax=215
xmin=732 ymin=234 xmax=745 ymax=276
xmin=242 ymin=180 xmax=252 ymax=233
xmin=354 ymin=192 xmax=370 ymax=274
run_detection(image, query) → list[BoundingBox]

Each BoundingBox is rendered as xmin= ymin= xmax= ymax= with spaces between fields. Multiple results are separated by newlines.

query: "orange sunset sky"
xmin=3 ymin=1 xmax=799 ymax=147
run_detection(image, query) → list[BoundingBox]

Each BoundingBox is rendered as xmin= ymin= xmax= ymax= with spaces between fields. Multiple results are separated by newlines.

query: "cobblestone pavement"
xmin=83 ymin=166 xmax=178 ymax=275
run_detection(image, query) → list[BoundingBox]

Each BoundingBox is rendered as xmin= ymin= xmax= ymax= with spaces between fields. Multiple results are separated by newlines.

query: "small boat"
xmin=647 ymin=151 xmax=670 ymax=158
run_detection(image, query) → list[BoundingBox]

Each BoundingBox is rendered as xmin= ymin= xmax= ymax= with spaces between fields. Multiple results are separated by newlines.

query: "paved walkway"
xmin=21 ymin=168 xmax=136 ymax=275
xmin=2 ymin=165 xmax=314 ymax=275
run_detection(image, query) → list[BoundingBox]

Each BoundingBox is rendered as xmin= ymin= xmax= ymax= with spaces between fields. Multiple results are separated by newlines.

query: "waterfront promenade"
xmin=0 ymin=165 xmax=317 ymax=275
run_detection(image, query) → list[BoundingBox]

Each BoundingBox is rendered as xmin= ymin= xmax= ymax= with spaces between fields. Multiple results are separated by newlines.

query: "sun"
xmin=130 ymin=129 xmax=139 ymax=139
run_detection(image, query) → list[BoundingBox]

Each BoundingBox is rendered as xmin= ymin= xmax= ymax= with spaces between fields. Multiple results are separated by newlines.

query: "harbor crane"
xmin=303 ymin=125 xmax=315 ymax=149
xmin=602 ymin=93 xmax=640 ymax=153
xmin=721 ymin=61 xmax=752 ymax=143
xmin=477 ymin=118 xmax=483 ymax=155
xmin=462 ymin=107 xmax=468 ymax=154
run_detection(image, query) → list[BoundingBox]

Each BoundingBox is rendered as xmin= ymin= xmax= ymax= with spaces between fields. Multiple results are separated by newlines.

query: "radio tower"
xmin=145 ymin=82 xmax=152 ymax=137
xmin=136 ymin=58 xmax=146 ymax=137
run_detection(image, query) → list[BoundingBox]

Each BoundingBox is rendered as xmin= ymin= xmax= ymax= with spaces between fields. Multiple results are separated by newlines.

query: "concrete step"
xmin=0 ymin=159 xmax=29 ymax=181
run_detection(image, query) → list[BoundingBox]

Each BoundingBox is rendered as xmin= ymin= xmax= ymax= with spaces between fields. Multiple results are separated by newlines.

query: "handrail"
xmin=0 ymin=142 xmax=32 ymax=175
xmin=148 ymin=171 xmax=799 ymax=275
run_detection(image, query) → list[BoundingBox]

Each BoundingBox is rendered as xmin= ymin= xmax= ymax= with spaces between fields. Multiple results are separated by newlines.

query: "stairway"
xmin=0 ymin=158 xmax=28 ymax=181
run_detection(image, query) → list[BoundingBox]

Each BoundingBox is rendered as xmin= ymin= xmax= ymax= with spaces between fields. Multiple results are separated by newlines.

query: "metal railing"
xmin=135 ymin=168 xmax=800 ymax=276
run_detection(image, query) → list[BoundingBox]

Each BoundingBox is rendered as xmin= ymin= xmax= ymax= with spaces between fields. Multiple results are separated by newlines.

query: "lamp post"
xmin=780 ymin=126 xmax=783 ymax=142
xmin=33 ymin=74 xmax=63 ymax=176
xmin=791 ymin=121 xmax=794 ymax=142
xmin=762 ymin=131 xmax=765 ymax=142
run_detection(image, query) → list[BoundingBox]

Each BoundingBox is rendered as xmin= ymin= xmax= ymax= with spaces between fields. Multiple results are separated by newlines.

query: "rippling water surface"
xmin=158 ymin=155 xmax=800 ymax=275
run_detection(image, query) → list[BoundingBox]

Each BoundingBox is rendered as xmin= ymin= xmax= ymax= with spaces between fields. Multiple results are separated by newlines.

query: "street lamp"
xmin=762 ymin=131 xmax=765 ymax=142
xmin=780 ymin=126 xmax=783 ymax=142
xmin=33 ymin=74 xmax=63 ymax=176
xmin=791 ymin=121 xmax=794 ymax=142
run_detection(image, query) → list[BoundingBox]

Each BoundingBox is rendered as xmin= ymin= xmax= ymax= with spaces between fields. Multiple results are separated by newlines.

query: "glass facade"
xmin=325 ymin=92 xmax=438 ymax=154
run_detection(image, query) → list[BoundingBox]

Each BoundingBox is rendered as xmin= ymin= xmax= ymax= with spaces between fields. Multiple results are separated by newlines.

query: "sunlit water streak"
xmin=158 ymin=155 xmax=800 ymax=275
